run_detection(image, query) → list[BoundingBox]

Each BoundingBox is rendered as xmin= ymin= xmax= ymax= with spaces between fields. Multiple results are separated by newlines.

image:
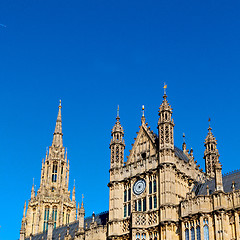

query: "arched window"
xmin=153 ymin=180 xmax=157 ymax=192
xmin=185 ymin=229 xmax=189 ymax=240
xmin=154 ymin=232 xmax=157 ymax=240
xmin=43 ymin=206 xmax=49 ymax=231
xmin=149 ymin=181 xmax=152 ymax=194
xmin=52 ymin=206 xmax=57 ymax=228
xmin=32 ymin=209 xmax=36 ymax=233
xmin=52 ymin=164 xmax=57 ymax=182
xmin=136 ymin=233 xmax=140 ymax=240
xmin=142 ymin=233 xmax=146 ymax=240
xmin=191 ymin=227 xmax=195 ymax=240
xmin=196 ymin=225 xmax=201 ymax=240
xmin=203 ymin=219 xmax=209 ymax=240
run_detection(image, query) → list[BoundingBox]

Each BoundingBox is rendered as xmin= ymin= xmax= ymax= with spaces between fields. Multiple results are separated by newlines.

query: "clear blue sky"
xmin=0 ymin=0 xmax=240 ymax=239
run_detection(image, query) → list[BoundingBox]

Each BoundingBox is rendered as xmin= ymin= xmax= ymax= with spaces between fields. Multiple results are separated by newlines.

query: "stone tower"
xmin=204 ymin=120 xmax=219 ymax=178
xmin=21 ymin=101 xmax=76 ymax=238
xmin=108 ymin=107 xmax=125 ymax=234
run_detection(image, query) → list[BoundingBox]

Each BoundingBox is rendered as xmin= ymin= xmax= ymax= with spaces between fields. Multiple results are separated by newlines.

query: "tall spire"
xmin=52 ymin=100 xmax=63 ymax=147
xmin=110 ymin=106 xmax=125 ymax=169
xmin=204 ymin=118 xmax=219 ymax=178
xmin=31 ymin=179 xmax=35 ymax=200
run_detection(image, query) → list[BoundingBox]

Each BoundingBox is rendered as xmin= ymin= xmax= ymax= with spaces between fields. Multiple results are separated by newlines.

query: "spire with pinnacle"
xmin=158 ymin=84 xmax=175 ymax=151
xmin=204 ymin=118 xmax=220 ymax=178
xmin=31 ymin=179 xmax=35 ymax=200
xmin=110 ymin=106 xmax=125 ymax=169
xmin=52 ymin=100 xmax=63 ymax=147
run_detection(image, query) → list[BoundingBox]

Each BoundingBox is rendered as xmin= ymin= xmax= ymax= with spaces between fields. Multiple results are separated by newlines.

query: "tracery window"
xmin=203 ymin=219 xmax=209 ymax=240
xmin=124 ymin=204 xmax=127 ymax=217
xmin=43 ymin=206 xmax=49 ymax=231
xmin=52 ymin=164 xmax=58 ymax=182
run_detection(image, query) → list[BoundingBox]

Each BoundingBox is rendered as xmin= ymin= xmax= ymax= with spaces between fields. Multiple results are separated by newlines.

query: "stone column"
xmin=47 ymin=217 xmax=54 ymax=240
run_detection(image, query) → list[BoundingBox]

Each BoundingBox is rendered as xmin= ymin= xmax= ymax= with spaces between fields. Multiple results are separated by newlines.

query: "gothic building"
xmin=20 ymin=93 xmax=240 ymax=240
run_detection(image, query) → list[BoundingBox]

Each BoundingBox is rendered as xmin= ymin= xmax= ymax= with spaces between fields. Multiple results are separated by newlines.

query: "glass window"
xmin=204 ymin=225 xmax=209 ymax=240
xmin=185 ymin=229 xmax=189 ymax=240
xmin=52 ymin=207 xmax=57 ymax=228
xmin=124 ymin=205 xmax=127 ymax=217
xmin=43 ymin=207 xmax=49 ymax=231
xmin=191 ymin=227 xmax=195 ymax=240
xmin=128 ymin=203 xmax=131 ymax=216
xmin=149 ymin=181 xmax=152 ymax=194
xmin=124 ymin=190 xmax=127 ymax=202
xmin=135 ymin=200 xmax=137 ymax=211
xmin=196 ymin=226 xmax=201 ymax=240
xmin=52 ymin=164 xmax=57 ymax=182
xmin=153 ymin=180 xmax=157 ymax=192
xmin=143 ymin=198 xmax=146 ymax=211
xmin=149 ymin=196 xmax=152 ymax=210
xmin=154 ymin=195 xmax=157 ymax=208
xmin=138 ymin=200 xmax=142 ymax=211
xmin=128 ymin=188 xmax=131 ymax=201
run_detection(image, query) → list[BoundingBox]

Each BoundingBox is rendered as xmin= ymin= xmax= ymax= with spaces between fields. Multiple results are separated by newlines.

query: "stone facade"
xmin=20 ymin=94 xmax=240 ymax=240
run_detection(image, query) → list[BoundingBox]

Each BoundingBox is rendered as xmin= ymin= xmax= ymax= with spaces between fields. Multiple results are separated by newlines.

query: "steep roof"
xmin=194 ymin=170 xmax=240 ymax=195
xmin=24 ymin=211 xmax=109 ymax=240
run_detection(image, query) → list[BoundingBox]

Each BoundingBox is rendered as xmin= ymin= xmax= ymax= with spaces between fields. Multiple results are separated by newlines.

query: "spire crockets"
xmin=110 ymin=106 xmax=125 ymax=169
xmin=204 ymin=118 xmax=220 ymax=178
xmin=52 ymin=100 xmax=63 ymax=147
xmin=158 ymin=86 xmax=175 ymax=151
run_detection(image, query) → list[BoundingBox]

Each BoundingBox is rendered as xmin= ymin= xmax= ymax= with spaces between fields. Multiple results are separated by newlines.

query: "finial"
xmin=81 ymin=194 xmax=84 ymax=208
xmin=163 ymin=82 xmax=167 ymax=96
xmin=232 ymin=181 xmax=235 ymax=191
xmin=59 ymin=99 xmax=62 ymax=108
xmin=117 ymin=105 xmax=119 ymax=117
xmin=142 ymin=105 xmax=145 ymax=117
xmin=208 ymin=117 xmax=212 ymax=131
xmin=74 ymin=179 xmax=75 ymax=187
xmin=183 ymin=133 xmax=185 ymax=143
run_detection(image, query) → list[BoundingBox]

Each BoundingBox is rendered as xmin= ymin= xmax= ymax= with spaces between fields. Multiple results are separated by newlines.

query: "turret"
xmin=78 ymin=195 xmax=85 ymax=232
xmin=204 ymin=119 xmax=219 ymax=178
xmin=110 ymin=106 xmax=125 ymax=169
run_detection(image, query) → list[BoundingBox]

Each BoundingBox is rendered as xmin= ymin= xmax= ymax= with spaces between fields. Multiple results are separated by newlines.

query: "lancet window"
xmin=52 ymin=206 xmax=57 ymax=228
xmin=52 ymin=164 xmax=58 ymax=182
xmin=148 ymin=174 xmax=157 ymax=210
xmin=123 ymin=184 xmax=131 ymax=217
xmin=203 ymin=219 xmax=209 ymax=240
xmin=43 ymin=206 xmax=50 ymax=231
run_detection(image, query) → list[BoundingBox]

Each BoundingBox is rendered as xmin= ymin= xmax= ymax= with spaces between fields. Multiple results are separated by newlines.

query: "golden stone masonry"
xmin=20 ymin=93 xmax=240 ymax=240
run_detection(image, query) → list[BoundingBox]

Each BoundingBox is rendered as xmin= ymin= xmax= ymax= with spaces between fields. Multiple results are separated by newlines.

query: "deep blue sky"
xmin=0 ymin=0 xmax=240 ymax=239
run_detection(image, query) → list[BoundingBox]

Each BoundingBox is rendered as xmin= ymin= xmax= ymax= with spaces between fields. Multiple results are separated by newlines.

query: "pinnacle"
xmin=52 ymin=101 xmax=63 ymax=147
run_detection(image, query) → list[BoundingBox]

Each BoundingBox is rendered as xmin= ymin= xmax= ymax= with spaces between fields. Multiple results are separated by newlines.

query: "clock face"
xmin=133 ymin=179 xmax=146 ymax=195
